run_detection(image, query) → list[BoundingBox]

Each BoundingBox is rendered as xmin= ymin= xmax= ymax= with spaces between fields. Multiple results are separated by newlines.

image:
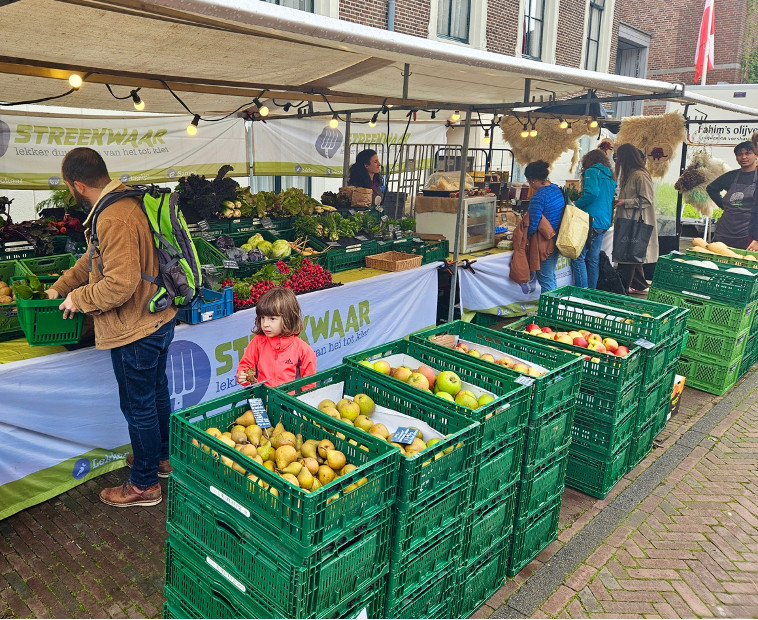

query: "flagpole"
xmin=700 ymin=0 xmax=712 ymax=86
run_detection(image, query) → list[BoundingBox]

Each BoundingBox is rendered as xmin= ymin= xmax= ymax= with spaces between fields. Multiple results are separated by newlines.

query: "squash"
xmin=692 ymin=237 xmax=708 ymax=248
xmin=706 ymin=242 xmax=740 ymax=258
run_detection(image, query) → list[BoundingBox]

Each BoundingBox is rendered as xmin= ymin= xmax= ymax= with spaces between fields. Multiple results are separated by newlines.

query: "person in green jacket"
xmin=571 ymin=149 xmax=617 ymax=288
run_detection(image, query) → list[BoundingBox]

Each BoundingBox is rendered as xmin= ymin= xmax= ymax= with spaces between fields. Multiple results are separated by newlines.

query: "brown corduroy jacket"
xmin=50 ymin=180 xmax=176 ymax=350
xmin=509 ymin=214 xmax=557 ymax=284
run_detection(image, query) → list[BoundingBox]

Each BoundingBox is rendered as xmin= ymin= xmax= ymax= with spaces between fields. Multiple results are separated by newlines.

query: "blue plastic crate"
xmin=176 ymin=287 xmax=233 ymax=324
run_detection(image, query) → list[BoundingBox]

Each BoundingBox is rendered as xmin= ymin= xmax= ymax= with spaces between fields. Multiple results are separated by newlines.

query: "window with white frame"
xmin=437 ymin=0 xmax=471 ymax=43
xmin=261 ymin=0 xmax=314 ymax=11
xmin=585 ymin=0 xmax=605 ymax=71
xmin=522 ymin=0 xmax=546 ymax=60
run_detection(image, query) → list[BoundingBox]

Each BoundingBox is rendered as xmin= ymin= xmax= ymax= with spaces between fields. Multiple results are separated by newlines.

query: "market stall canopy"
xmin=2 ymin=0 xmax=758 ymax=118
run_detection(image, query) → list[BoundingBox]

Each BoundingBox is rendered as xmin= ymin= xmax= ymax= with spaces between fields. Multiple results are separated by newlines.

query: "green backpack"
xmin=89 ymin=185 xmax=202 ymax=313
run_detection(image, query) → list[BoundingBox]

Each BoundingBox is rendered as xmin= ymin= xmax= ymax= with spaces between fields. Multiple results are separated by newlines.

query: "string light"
xmin=559 ymin=118 xmax=569 ymax=129
xmin=283 ymin=102 xmax=292 ymax=112
xmin=130 ymin=90 xmax=144 ymax=111
xmin=451 ymin=110 xmax=461 ymax=122
xmin=566 ymin=122 xmax=573 ymax=135
xmin=369 ymin=111 xmax=379 ymax=127
xmin=68 ymin=74 xmax=83 ymax=89
xmin=329 ymin=114 xmax=339 ymax=129
xmin=529 ymin=123 xmax=538 ymax=138
xmin=588 ymin=118 xmax=599 ymax=128
xmin=520 ymin=125 xmax=529 ymax=138
xmin=253 ymin=98 xmax=269 ymax=117
xmin=430 ymin=110 xmax=437 ymax=120
xmin=187 ymin=114 xmax=200 ymax=136
xmin=483 ymin=129 xmax=490 ymax=144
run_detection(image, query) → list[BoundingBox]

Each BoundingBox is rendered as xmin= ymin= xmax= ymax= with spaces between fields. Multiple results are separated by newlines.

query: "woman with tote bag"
xmin=613 ymin=144 xmax=658 ymax=293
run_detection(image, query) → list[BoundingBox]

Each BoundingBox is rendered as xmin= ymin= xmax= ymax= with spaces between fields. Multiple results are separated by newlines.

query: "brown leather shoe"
xmin=100 ymin=480 xmax=162 ymax=507
xmin=125 ymin=453 xmax=172 ymax=478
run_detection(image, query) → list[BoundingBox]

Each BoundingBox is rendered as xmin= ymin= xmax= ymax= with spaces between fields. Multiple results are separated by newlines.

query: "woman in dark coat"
xmin=348 ymin=149 xmax=384 ymax=204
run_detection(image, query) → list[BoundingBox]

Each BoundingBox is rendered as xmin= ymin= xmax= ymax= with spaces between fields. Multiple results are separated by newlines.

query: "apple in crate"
xmin=495 ymin=356 xmax=514 ymax=368
xmin=455 ymin=390 xmax=478 ymax=409
xmin=416 ymin=365 xmax=437 ymax=388
xmin=392 ymin=366 xmax=413 ymax=382
xmin=436 ymin=371 xmax=462 ymax=396
xmin=555 ymin=333 xmax=573 ymax=345
xmin=436 ymin=391 xmax=455 ymax=402
xmin=537 ymin=332 xmax=554 ymax=340
xmin=568 ymin=331 xmax=583 ymax=340
xmin=373 ymin=360 xmax=391 ymax=374
xmin=526 ymin=323 xmax=540 ymax=332
xmin=587 ymin=341 xmax=606 ymax=354
xmin=541 ymin=327 xmax=553 ymax=333
xmin=528 ymin=328 xmax=542 ymax=336
xmin=481 ymin=353 xmax=495 ymax=362
xmin=614 ymin=346 xmax=630 ymax=357
xmin=354 ymin=393 xmax=376 ymax=416
xmin=454 ymin=342 xmax=469 ymax=353
xmin=573 ymin=336 xmax=589 ymax=348
xmin=407 ymin=372 xmax=430 ymax=390
xmin=469 ymin=350 xmax=481 ymax=358
xmin=587 ymin=334 xmax=603 ymax=345
xmin=602 ymin=338 xmax=619 ymax=352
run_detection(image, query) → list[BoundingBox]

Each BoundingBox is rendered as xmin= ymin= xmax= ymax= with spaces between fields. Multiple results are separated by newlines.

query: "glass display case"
xmin=415 ymin=195 xmax=496 ymax=253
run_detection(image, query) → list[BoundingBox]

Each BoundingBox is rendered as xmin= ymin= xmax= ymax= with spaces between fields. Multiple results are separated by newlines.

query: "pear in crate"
xmin=275 ymin=445 xmax=298 ymax=470
xmin=235 ymin=410 xmax=256 ymax=427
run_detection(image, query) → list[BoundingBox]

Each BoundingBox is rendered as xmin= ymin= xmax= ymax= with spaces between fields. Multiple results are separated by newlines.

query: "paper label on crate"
xmin=412 ymin=237 xmax=423 ymax=244
xmin=348 ymin=209 xmax=356 ymax=215
xmin=355 ymin=235 xmax=369 ymax=242
xmin=375 ymin=206 xmax=384 ymax=213
xmin=261 ymin=217 xmax=274 ymax=229
xmin=201 ymin=232 xmax=216 ymax=242
xmin=346 ymin=246 xmax=361 ymax=253
xmin=634 ymin=338 xmax=655 ymax=350
xmin=201 ymin=311 xmax=214 ymax=322
xmin=222 ymin=259 xmax=240 ymax=270
xmin=514 ymin=375 xmax=535 ymax=386
xmin=209 ymin=486 xmax=251 ymax=518
xmin=391 ymin=427 xmax=420 ymax=445
xmin=206 ymin=557 xmax=246 ymax=592
xmin=248 ymin=398 xmax=272 ymax=428
xmin=196 ymin=219 xmax=210 ymax=231
xmin=356 ymin=608 xmax=368 ymax=620
xmin=200 ymin=264 xmax=218 ymax=273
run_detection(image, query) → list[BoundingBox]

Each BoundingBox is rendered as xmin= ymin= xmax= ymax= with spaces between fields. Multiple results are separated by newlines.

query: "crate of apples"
xmin=451 ymin=340 xmax=547 ymax=378
xmin=523 ymin=323 xmax=629 ymax=359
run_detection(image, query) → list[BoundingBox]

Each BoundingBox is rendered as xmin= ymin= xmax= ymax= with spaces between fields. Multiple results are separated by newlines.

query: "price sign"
xmin=413 ymin=237 xmax=423 ymax=243
xmin=634 ymin=338 xmax=655 ymax=350
xmin=381 ymin=215 xmax=389 ymax=222
xmin=391 ymin=427 xmax=420 ymax=445
xmin=261 ymin=217 xmax=274 ymax=229
xmin=197 ymin=219 xmax=211 ymax=231
xmin=201 ymin=232 xmax=216 ymax=242
xmin=514 ymin=375 xmax=535 ymax=386
xmin=200 ymin=264 xmax=218 ymax=274
xmin=222 ymin=259 xmax=240 ymax=270
xmin=355 ymin=234 xmax=369 ymax=242
xmin=247 ymin=398 xmax=271 ymax=429
xmin=348 ymin=209 xmax=356 ymax=215
xmin=375 ymin=206 xmax=384 ymax=213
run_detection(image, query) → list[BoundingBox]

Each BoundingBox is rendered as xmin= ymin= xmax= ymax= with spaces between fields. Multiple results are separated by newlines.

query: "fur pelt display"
xmin=674 ymin=149 xmax=730 ymax=217
xmin=616 ymin=112 xmax=686 ymax=178
xmin=499 ymin=117 xmax=593 ymax=173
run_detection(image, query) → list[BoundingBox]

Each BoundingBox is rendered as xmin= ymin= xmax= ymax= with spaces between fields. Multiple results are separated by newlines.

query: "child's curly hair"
xmin=253 ymin=287 xmax=304 ymax=337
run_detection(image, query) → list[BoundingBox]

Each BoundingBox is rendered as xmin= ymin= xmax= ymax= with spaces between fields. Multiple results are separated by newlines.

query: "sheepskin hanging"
xmin=499 ymin=117 xmax=593 ymax=173
xmin=616 ymin=112 xmax=686 ymax=178
xmin=674 ymin=149 xmax=730 ymax=217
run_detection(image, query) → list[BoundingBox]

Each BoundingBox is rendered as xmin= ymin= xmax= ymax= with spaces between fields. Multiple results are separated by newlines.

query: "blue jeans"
xmin=571 ymin=229 xmax=606 ymax=289
xmin=537 ymin=248 xmax=560 ymax=292
xmin=110 ymin=319 xmax=175 ymax=488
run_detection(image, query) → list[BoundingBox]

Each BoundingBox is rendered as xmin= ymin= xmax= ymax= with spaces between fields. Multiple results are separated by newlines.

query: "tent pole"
xmin=343 ymin=112 xmax=352 ymax=186
xmin=447 ymin=108 xmax=472 ymax=323
xmin=247 ymin=120 xmax=254 ymax=190
xmin=676 ymin=127 xmax=687 ymax=242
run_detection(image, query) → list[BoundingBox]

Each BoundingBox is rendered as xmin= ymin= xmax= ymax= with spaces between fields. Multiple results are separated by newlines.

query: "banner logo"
xmin=0 ymin=120 xmax=10 ymax=158
xmin=167 ymin=340 xmax=211 ymax=410
xmin=72 ymin=458 xmax=91 ymax=479
xmin=315 ymin=127 xmax=343 ymax=159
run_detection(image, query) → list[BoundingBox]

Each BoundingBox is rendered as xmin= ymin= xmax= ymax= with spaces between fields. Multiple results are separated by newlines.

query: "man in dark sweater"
xmin=706 ymin=141 xmax=758 ymax=249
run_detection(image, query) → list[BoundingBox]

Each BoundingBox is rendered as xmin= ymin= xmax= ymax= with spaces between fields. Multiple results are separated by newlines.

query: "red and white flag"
xmin=694 ymin=0 xmax=715 ymax=83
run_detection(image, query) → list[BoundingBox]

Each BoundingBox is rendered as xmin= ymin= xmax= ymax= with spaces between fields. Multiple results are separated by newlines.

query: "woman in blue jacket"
xmin=571 ymin=149 xmax=617 ymax=288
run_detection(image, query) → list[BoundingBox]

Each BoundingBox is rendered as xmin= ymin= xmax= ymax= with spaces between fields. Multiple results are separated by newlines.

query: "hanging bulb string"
xmin=0 ymin=71 xmax=94 ymax=106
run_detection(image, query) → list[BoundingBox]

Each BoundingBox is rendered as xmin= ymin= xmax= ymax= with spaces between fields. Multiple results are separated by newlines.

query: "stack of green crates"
xmin=408 ymin=321 xmax=583 ymax=579
xmin=739 ymin=313 xmax=758 ymax=376
xmin=538 ymin=286 xmax=688 ymax=462
xmin=505 ymin=315 xmax=645 ymax=498
xmin=270 ymin=359 xmax=486 ymax=620
xmin=0 ymin=259 xmax=31 ymax=341
xmin=167 ymin=385 xmax=399 ymax=618
xmin=648 ymin=252 xmax=758 ymax=396
xmin=342 ymin=340 xmax=533 ymax=618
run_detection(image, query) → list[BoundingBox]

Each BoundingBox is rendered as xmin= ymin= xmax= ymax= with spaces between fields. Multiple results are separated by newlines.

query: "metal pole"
xmin=247 ymin=120 xmax=255 ymax=190
xmin=342 ymin=112 xmax=352 ymax=186
xmin=676 ymin=136 xmax=687 ymax=240
xmin=402 ymin=64 xmax=410 ymax=100
xmin=447 ymin=109 xmax=472 ymax=323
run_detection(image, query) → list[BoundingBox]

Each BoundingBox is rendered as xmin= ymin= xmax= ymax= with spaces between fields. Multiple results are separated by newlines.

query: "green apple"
xmin=435 ymin=391 xmax=455 ymax=402
xmin=455 ymin=391 xmax=479 ymax=409
xmin=477 ymin=394 xmax=495 ymax=408
xmin=353 ymin=393 xmax=376 ymax=416
xmin=435 ymin=370 xmax=462 ymax=396
xmin=318 ymin=399 xmax=336 ymax=411
xmin=337 ymin=400 xmax=361 ymax=422
xmin=372 ymin=360 xmax=391 ymax=374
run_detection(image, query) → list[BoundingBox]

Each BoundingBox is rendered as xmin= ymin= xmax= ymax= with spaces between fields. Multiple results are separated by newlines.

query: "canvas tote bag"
xmin=556 ymin=201 xmax=591 ymax=260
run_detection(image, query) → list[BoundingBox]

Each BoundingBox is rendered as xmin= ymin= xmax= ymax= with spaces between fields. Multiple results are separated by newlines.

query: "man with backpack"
xmin=47 ymin=147 xmax=178 ymax=508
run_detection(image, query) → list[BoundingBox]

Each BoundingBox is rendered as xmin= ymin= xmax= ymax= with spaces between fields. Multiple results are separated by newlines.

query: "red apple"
xmin=555 ymin=334 xmax=574 ymax=345
xmin=541 ymin=327 xmax=553 ymax=333
xmin=614 ymin=346 xmax=629 ymax=357
xmin=587 ymin=334 xmax=603 ymax=345
xmin=415 ymin=365 xmax=437 ymax=389
xmin=602 ymin=338 xmax=618 ymax=352
xmin=526 ymin=323 xmax=540 ymax=332
xmin=579 ymin=330 xmax=591 ymax=338
xmin=573 ymin=337 xmax=589 ymax=348
xmin=407 ymin=372 xmax=430 ymax=391
xmin=454 ymin=343 xmax=469 ymax=353
xmin=587 ymin=342 xmax=606 ymax=354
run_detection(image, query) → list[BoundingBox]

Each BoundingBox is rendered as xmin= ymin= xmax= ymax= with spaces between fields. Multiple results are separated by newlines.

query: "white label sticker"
xmin=514 ymin=375 xmax=535 ymax=386
xmin=356 ymin=608 xmax=368 ymax=620
xmin=201 ymin=311 xmax=214 ymax=322
xmin=634 ymin=338 xmax=655 ymax=350
xmin=209 ymin=485 xmax=251 ymax=518
xmin=206 ymin=556 xmax=246 ymax=592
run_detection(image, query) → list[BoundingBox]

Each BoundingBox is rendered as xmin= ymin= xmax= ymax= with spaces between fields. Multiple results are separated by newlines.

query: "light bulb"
xmin=68 ymin=74 xmax=83 ymax=89
xmin=187 ymin=115 xmax=200 ymax=136
xmin=451 ymin=110 xmax=461 ymax=122
xmin=329 ymin=115 xmax=339 ymax=129
xmin=253 ymin=98 xmax=269 ymax=117
xmin=483 ymin=130 xmax=490 ymax=144
xmin=589 ymin=119 xmax=598 ymax=128
xmin=131 ymin=90 xmax=144 ymax=111
xmin=566 ymin=123 xmax=573 ymax=135
xmin=529 ymin=129 xmax=538 ymax=137
xmin=559 ymin=120 xmax=568 ymax=129
xmin=368 ymin=119 xmax=377 ymax=128
xmin=520 ymin=129 xmax=529 ymax=138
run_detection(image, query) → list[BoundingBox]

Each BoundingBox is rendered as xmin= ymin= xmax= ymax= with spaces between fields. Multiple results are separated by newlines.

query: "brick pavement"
xmin=1 ymin=371 xmax=757 ymax=619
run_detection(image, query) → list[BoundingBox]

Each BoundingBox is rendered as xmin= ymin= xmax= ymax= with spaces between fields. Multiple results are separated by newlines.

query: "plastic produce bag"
xmin=424 ymin=171 xmax=474 ymax=191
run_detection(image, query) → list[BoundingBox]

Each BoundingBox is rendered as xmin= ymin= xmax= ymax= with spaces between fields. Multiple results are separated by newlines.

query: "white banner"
xmin=458 ymin=251 xmax=573 ymax=315
xmin=0 ymin=263 xmax=438 ymax=517
xmin=687 ymin=121 xmax=758 ymax=146
xmin=0 ymin=113 xmax=247 ymax=189
xmin=252 ymin=119 xmax=447 ymax=177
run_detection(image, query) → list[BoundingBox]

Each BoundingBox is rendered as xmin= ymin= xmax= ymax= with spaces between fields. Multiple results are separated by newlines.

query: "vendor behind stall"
xmin=706 ymin=141 xmax=758 ymax=249
xmin=348 ymin=149 xmax=384 ymax=205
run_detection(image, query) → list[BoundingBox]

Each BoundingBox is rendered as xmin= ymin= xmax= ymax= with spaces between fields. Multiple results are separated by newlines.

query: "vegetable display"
xmin=176 ymin=165 xmax=240 ymax=223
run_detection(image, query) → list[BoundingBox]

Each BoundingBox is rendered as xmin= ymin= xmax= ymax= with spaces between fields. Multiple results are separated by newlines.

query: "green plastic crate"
xmin=576 ymin=378 xmax=639 ymax=425
xmin=270 ymin=363 xmax=481 ymax=506
xmin=375 ymin=238 xmax=415 ymax=254
xmin=640 ymin=334 xmax=680 ymax=385
xmin=566 ymin=439 xmax=632 ymax=499
xmin=471 ymin=311 xmax=500 ymax=327
xmin=647 ymin=287 xmax=756 ymax=334
xmin=740 ymin=333 xmax=758 ymax=376
xmin=684 ymin=325 xmax=750 ymax=365
xmin=192 ymin=237 xmax=233 ymax=280
xmin=652 ymin=252 xmax=758 ymax=307
xmin=685 ymin=245 xmax=758 ymax=267
xmin=522 ymin=400 xmax=575 ymax=468
xmin=327 ymin=240 xmax=379 ymax=273
xmin=636 ymin=367 xmax=675 ymax=429
xmin=11 ymin=275 xmax=84 ymax=346
xmin=652 ymin=394 xmax=672 ymax=437
xmin=343 ymin=338 xmax=530 ymax=451
xmin=571 ymin=406 xmax=636 ymax=459
xmin=456 ymin=543 xmax=509 ymax=618
xmin=408 ymin=321 xmax=583 ymax=420
xmin=0 ymin=260 xmax=28 ymax=338
xmin=627 ymin=416 xmax=657 ymax=472
xmin=19 ymin=253 xmax=77 ymax=276
xmin=538 ymin=285 xmax=685 ymax=343
xmin=507 ymin=495 xmax=562 ymax=577
xmin=0 ymin=240 xmax=35 ymax=261
xmin=385 ymin=566 xmax=456 ymax=619
xmin=506 ymin=316 xmax=644 ymax=393
xmin=406 ymin=238 xmax=450 ymax=264
xmin=388 ymin=523 xmax=463 ymax=604
xmin=463 ymin=482 xmax=518 ymax=559
xmin=471 ymin=431 xmax=524 ymax=508
xmin=393 ymin=479 xmax=471 ymax=558
xmin=676 ymin=351 xmax=742 ymax=396
xmin=167 ymin=474 xmax=391 ymax=618
xmin=169 ymin=385 xmax=398 ymax=555
xmin=516 ymin=447 xmax=569 ymax=520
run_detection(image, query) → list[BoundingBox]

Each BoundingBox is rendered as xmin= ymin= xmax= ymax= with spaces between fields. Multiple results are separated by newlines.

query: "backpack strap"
xmin=87 ymin=188 xmax=146 ymax=277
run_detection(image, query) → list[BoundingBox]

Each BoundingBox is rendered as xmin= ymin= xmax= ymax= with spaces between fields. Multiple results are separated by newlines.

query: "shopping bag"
xmin=596 ymin=251 xmax=628 ymax=295
xmin=612 ymin=210 xmax=653 ymax=263
xmin=556 ymin=202 xmax=590 ymax=260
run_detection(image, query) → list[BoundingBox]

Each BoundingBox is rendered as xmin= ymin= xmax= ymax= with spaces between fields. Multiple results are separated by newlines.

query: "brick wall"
xmin=486 ymin=0 xmax=520 ymax=56
xmin=394 ymin=0 xmax=431 ymax=37
xmin=340 ymin=0 xmax=388 ymax=30
xmin=555 ymin=0 xmax=588 ymax=67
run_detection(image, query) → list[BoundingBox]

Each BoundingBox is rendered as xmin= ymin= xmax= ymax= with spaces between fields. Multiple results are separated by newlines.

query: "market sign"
xmin=687 ymin=122 xmax=758 ymax=146
xmin=252 ymin=119 xmax=448 ymax=177
xmin=0 ymin=114 xmax=247 ymax=189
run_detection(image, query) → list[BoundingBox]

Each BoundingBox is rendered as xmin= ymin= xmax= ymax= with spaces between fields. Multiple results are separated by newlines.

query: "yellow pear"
xmin=318 ymin=439 xmax=335 ymax=459
xmin=295 ymin=433 xmax=303 ymax=451
xmin=340 ymin=464 xmax=358 ymax=477
xmin=257 ymin=444 xmax=274 ymax=462
xmin=280 ymin=473 xmax=300 ymax=487
xmin=271 ymin=422 xmax=285 ymax=437
xmin=271 ymin=431 xmax=296 ymax=449
xmin=231 ymin=429 xmax=248 ymax=444
xmin=354 ymin=415 xmax=373 ymax=432
xmin=220 ymin=455 xmax=234 ymax=468
xmin=369 ymin=423 xmax=389 ymax=439
xmin=326 ymin=449 xmax=347 ymax=471
xmin=388 ymin=441 xmax=406 ymax=455
xmin=302 ymin=457 xmax=320 ymax=475
xmin=232 ymin=461 xmax=246 ymax=475
xmin=275 ymin=445 xmax=298 ymax=470
xmin=301 ymin=440 xmax=319 ymax=459
xmin=263 ymin=460 xmax=275 ymax=471
xmin=218 ymin=436 xmax=236 ymax=449
xmin=318 ymin=465 xmax=336 ymax=485
xmin=410 ymin=437 xmax=427 ymax=453
xmin=253 ymin=455 xmax=263 ymax=465
xmin=206 ymin=427 xmax=222 ymax=438
xmin=297 ymin=467 xmax=314 ymax=490
xmin=282 ymin=461 xmax=303 ymax=477
xmin=405 ymin=448 xmax=420 ymax=458
xmin=311 ymin=478 xmax=322 ymax=492
xmin=235 ymin=410 xmax=256 ymax=427
xmin=239 ymin=444 xmax=258 ymax=459
xmin=270 ymin=487 xmax=280 ymax=498
xmin=245 ymin=425 xmax=262 ymax=445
